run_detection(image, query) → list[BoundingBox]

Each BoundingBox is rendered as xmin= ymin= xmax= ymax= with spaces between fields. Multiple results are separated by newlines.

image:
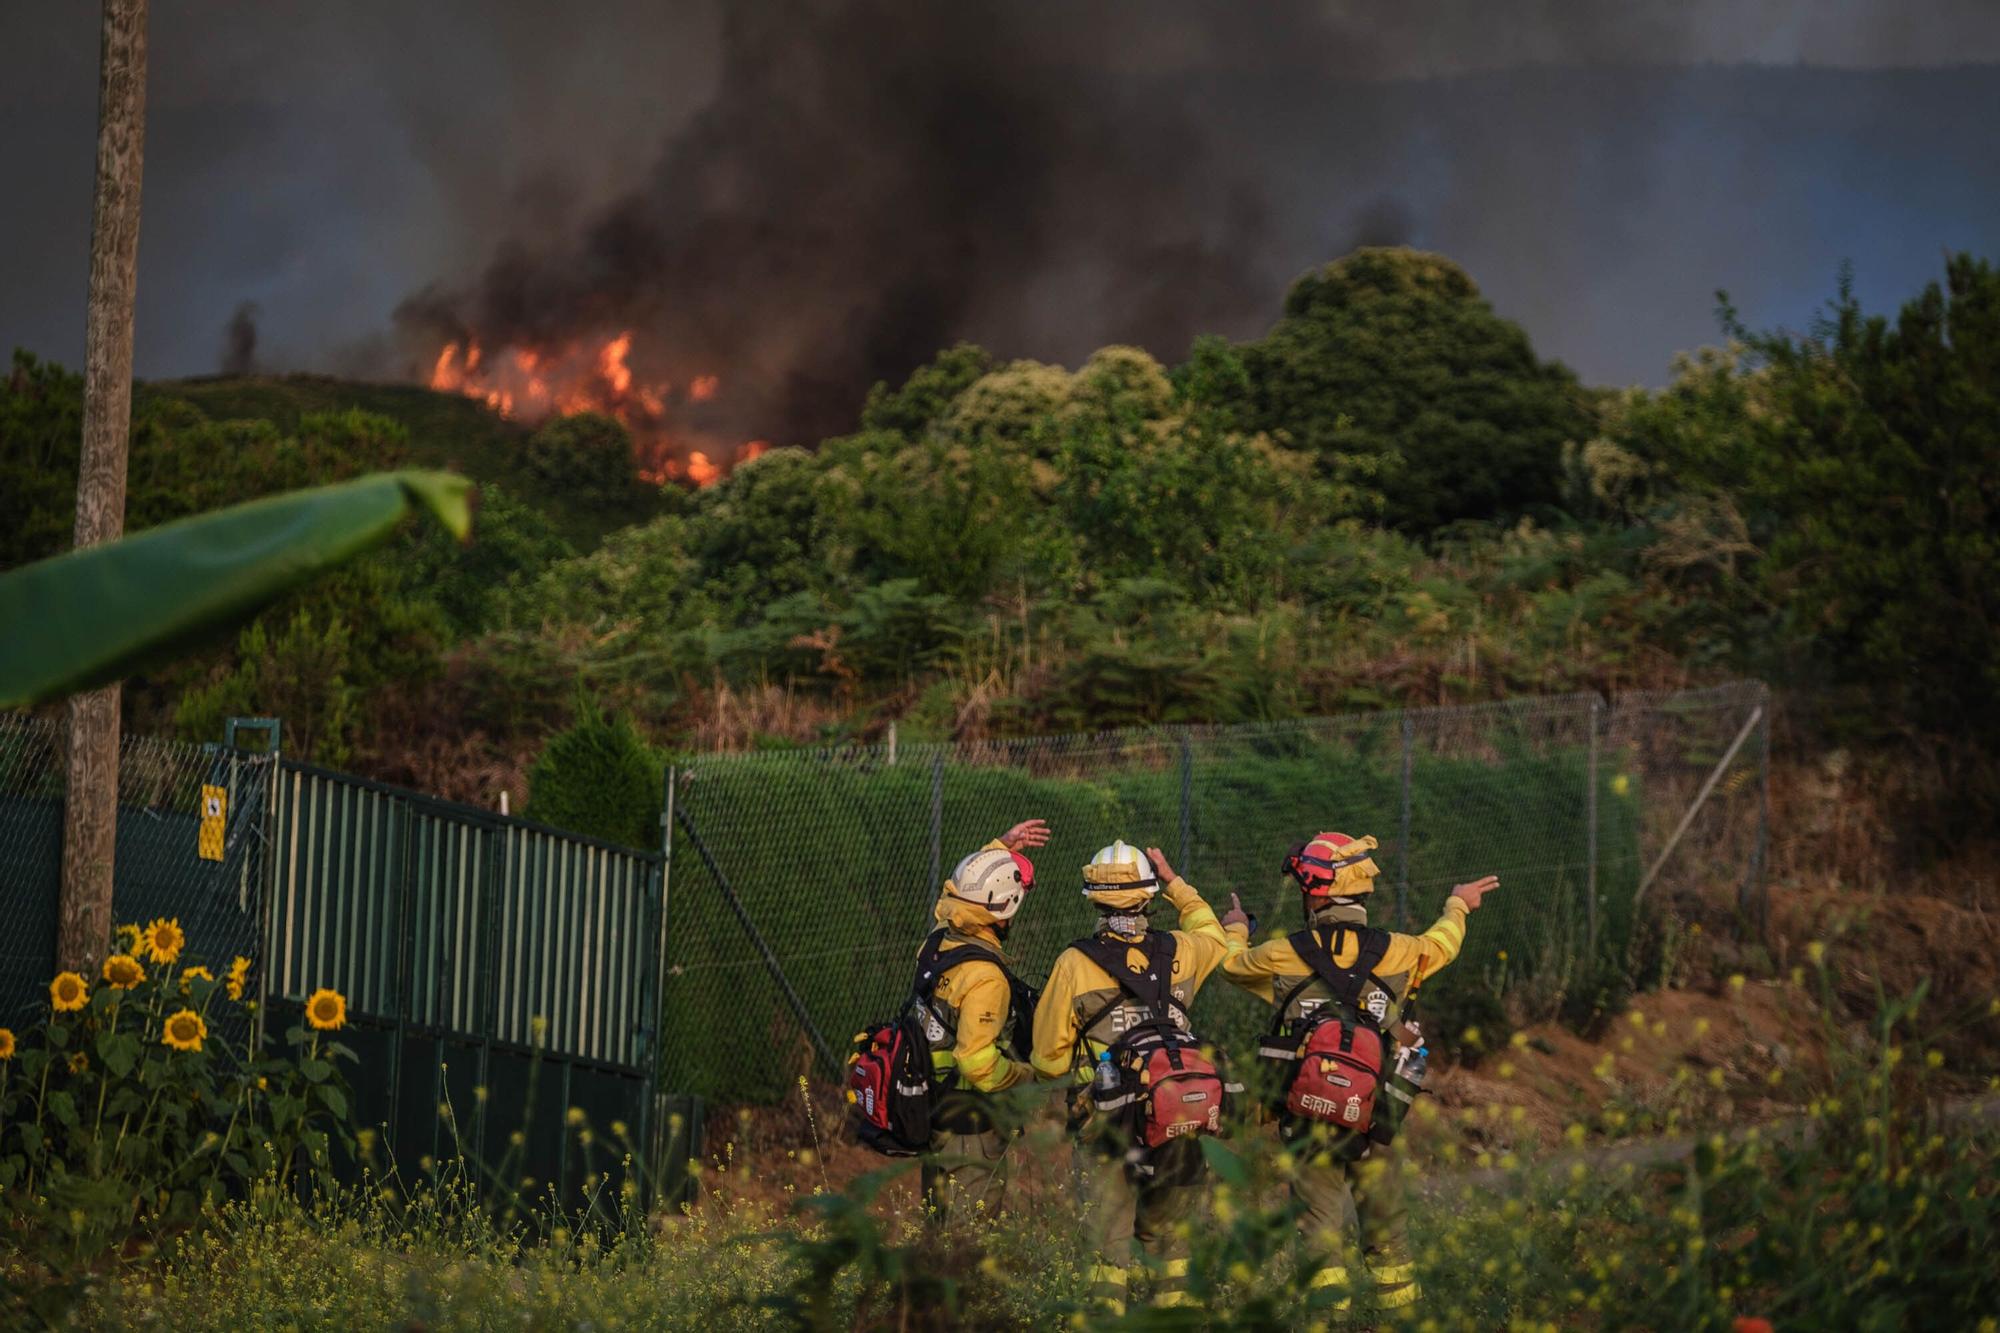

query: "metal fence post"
xmin=1177 ymin=732 xmax=1193 ymax=871
xmin=641 ymin=763 xmax=675 ymax=1194
xmin=1586 ymin=696 xmax=1601 ymax=961
xmin=1397 ymin=715 xmax=1414 ymax=930
xmin=1746 ymin=695 xmax=1772 ymax=932
xmin=928 ymin=750 xmax=944 ymax=897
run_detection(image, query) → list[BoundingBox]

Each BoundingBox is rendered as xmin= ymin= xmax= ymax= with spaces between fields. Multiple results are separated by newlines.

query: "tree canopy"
xmin=1239 ymin=247 xmax=1591 ymax=532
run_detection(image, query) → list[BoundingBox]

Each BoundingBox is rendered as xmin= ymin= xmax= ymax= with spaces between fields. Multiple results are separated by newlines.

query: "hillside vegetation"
xmin=3 ymin=248 xmax=1994 ymax=842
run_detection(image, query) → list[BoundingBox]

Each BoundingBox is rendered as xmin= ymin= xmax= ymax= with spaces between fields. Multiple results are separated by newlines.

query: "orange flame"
xmin=425 ymin=330 xmax=757 ymax=487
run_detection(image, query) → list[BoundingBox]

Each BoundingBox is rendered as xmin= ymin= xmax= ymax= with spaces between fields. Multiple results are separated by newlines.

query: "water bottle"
xmin=1397 ymin=1019 xmax=1428 ymax=1090
xmin=1093 ymin=1050 xmax=1120 ymax=1097
xmin=1402 ymin=1043 xmax=1428 ymax=1091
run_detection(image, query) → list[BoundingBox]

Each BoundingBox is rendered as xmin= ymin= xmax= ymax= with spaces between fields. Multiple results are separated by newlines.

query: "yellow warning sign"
xmin=198 ymin=784 xmax=227 ymax=861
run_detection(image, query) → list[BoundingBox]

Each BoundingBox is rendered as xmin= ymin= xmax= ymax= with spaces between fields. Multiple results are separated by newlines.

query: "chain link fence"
xmin=660 ymin=683 xmax=1770 ymax=1103
xmin=0 ymin=711 xmax=275 ymax=1028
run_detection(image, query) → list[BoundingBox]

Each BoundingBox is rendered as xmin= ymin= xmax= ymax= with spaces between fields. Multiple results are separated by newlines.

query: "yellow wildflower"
xmin=226 ymin=955 xmax=252 ymax=1001
xmin=180 ymin=965 xmax=215 ymax=993
xmin=115 ymin=923 xmax=143 ymax=956
xmin=68 ymin=1051 xmax=89 ymax=1074
xmin=0 ymin=1028 xmax=14 ymax=1060
xmin=50 ymin=971 xmax=89 ymax=1012
xmin=305 ymin=987 xmax=347 ymax=1031
xmin=163 ymin=1008 xmax=207 ymax=1053
xmin=143 ymin=917 xmax=186 ymax=965
xmin=102 ymin=953 xmax=146 ymax=990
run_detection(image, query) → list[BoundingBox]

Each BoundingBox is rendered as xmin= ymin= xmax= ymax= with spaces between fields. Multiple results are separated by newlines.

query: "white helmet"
xmin=949 ymin=846 xmax=1032 ymax=920
xmin=1081 ymin=840 xmax=1160 ymax=898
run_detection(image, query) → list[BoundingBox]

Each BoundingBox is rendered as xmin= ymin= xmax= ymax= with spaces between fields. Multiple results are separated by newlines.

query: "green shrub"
xmin=526 ymin=701 xmax=661 ymax=851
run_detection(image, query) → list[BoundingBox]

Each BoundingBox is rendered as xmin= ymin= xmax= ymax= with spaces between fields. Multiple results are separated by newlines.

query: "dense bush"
xmin=5 ymin=249 xmax=1993 ymax=833
xmin=526 ymin=701 xmax=663 ymax=851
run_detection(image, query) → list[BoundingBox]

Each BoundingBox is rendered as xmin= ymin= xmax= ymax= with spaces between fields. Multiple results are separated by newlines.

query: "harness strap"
xmin=913 ymin=929 xmax=1037 ymax=1057
xmin=1287 ymin=925 xmax=1395 ymax=1021
xmin=1066 ymin=932 xmax=1190 ymax=1067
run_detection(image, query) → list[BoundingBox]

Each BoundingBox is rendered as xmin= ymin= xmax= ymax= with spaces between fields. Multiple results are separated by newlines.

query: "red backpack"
xmin=1072 ymin=933 xmax=1232 ymax=1149
xmin=848 ymin=932 xmax=1032 ymax=1156
xmin=1262 ymin=925 xmax=1394 ymax=1136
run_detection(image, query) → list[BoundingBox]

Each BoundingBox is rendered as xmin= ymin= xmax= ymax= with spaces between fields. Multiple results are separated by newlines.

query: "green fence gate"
xmin=261 ymin=760 xmax=666 ymax=1206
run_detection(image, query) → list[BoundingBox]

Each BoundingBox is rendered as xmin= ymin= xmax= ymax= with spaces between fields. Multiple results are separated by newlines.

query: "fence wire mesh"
xmin=0 ymin=711 xmax=275 ymax=1028
xmin=661 ymin=683 xmax=1770 ymax=1103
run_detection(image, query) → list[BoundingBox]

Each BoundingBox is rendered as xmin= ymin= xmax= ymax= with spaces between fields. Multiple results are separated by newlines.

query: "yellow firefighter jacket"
xmin=926 ymin=841 xmax=1028 ymax=1094
xmin=1031 ymin=877 xmax=1249 ymax=1082
xmin=1221 ymin=896 xmax=1470 ymax=1027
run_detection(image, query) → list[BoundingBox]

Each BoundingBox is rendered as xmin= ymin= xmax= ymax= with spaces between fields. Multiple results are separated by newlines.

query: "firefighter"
xmin=1031 ymin=841 xmax=1250 ymax=1314
xmin=1221 ymin=831 xmax=1498 ymax=1313
xmin=918 ymin=817 xmax=1051 ymax=1221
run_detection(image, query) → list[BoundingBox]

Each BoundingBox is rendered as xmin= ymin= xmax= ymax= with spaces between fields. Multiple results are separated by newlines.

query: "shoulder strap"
xmin=913 ymin=930 xmax=1013 ymax=1000
xmin=1287 ymin=925 xmax=1394 ymax=1018
xmin=1071 ymin=932 xmax=1184 ymax=1027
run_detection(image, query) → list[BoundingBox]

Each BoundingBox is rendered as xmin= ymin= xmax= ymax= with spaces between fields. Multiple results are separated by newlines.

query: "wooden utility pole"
xmin=58 ymin=0 xmax=149 ymax=971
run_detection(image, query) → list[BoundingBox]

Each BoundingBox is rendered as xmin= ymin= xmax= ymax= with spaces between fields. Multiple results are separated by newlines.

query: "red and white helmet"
xmin=950 ymin=846 xmax=1034 ymax=920
xmin=1282 ymin=832 xmax=1381 ymax=899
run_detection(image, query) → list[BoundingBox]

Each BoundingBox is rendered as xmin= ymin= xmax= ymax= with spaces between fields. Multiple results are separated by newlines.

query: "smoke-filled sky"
xmin=3 ymin=1 xmax=1998 ymax=446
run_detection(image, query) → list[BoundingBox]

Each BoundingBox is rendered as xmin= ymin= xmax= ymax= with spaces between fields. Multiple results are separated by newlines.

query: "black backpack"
xmin=847 ymin=930 xmax=1035 ymax=1156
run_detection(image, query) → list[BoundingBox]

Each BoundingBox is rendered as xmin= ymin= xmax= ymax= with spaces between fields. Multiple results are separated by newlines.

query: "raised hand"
xmin=1143 ymin=846 xmax=1176 ymax=885
xmin=1220 ymin=892 xmax=1251 ymax=932
xmin=1450 ymin=875 xmax=1500 ymax=911
xmin=1000 ymin=818 xmax=1051 ymax=851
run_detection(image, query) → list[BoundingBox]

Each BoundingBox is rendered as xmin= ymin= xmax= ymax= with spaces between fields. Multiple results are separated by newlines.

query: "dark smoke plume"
xmin=385 ymin=0 xmax=2000 ymax=447
xmin=395 ymin=1 xmax=1360 ymax=447
xmin=220 ymin=301 xmax=259 ymax=375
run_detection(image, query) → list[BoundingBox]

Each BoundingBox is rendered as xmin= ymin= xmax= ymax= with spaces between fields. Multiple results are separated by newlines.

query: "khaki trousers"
xmin=1074 ymin=1138 xmax=1204 ymax=1313
xmin=920 ymin=1127 xmax=1008 ymax=1223
xmin=1288 ymin=1125 xmax=1419 ymax=1311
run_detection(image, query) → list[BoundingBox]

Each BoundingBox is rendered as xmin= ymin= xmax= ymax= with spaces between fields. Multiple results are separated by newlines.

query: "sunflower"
xmin=0 ymin=1028 xmax=14 ymax=1060
xmin=226 ymin=955 xmax=252 ymax=1002
xmin=115 ymin=922 xmax=143 ymax=956
xmin=162 ymin=1008 xmax=207 ymax=1053
xmin=305 ymin=987 xmax=348 ymax=1032
xmin=180 ymin=965 xmax=215 ymax=993
xmin=68 ymin=1051 xmax=89 ymax=1074
xmin=102 ymin=953 xmax=146 ymax=990
xmin=50 ymin=970 xmax=89 ymax=1013
xmin=143 ymin=917 xmax=186 ymax=965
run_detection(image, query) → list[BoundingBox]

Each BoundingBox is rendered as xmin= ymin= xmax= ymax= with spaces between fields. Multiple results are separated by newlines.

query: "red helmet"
xmin=1282 ymin=831 xmax=1381 ymax=897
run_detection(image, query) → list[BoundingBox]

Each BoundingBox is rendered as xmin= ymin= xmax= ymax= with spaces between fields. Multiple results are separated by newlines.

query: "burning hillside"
xmin=426 ymin=329 xmax=763 ymax=485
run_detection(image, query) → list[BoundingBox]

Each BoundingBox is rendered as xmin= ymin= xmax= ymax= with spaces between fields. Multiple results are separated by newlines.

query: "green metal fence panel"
xmin=264 ymin=760 xmax=664 ymax=1204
